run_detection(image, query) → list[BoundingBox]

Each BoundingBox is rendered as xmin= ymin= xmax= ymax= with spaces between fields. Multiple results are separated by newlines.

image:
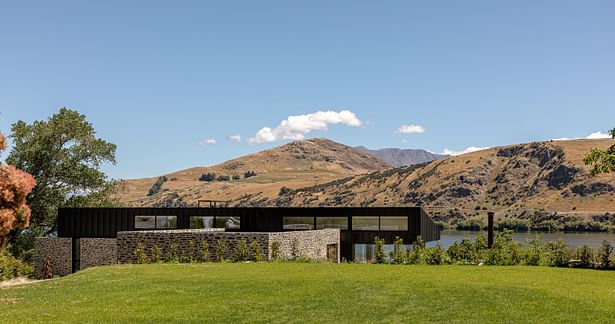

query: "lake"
xmin=435 ymin=230 xmax=615 ymax=249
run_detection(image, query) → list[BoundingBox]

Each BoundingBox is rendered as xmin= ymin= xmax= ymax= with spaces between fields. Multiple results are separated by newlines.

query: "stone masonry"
xmin=80 ymin=238 xmax=117 ymax=270
xmin=117 ymin=228 xmax=340 ymax=264
xmin=34 ymin=228 xmax=340 ymax=278
xmin=34 ymin=237 xmax=72 ymax=279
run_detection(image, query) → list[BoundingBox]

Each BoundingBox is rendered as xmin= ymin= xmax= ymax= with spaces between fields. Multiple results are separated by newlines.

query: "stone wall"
xmin=116 ymin=229 xmax=273 ymax=263
xmin=34 ymin=237 xmax=72 ymax=279
xmin=116 ymin=228 xmax=340 ymax=264
xmin=269 ymin=229 xmax=340 ymax=262
xmin=80 ymin=238 xmax=117 ymax=270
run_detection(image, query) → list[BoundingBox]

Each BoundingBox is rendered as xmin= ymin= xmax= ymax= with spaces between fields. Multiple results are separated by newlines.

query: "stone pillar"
xmin=34 ymin=237 xmax=72 ymax=279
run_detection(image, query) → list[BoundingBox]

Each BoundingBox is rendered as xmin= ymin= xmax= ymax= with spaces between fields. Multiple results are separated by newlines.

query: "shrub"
xmin=216 ymin=175 xmax=230 ymax=181
xmin=0 ymin=250 xmax=33 ymax=280
xmin=232 ymin=174 xmax=241 ymax=180
xmin=448 ymin=238 xmax=477 ymax=264
xmin=575 ymin=245 xmax=594 ymax=268
xmin=135 ymin=243 xmax=148 ymax=264
xmin=279 ymin=186 xmax=294 ymax=196
xmin=150 ymin=245 xmax=162 ymax=263
xmin=270 ymin=241 xmax=281 ymax=260
xmin=199 ymin=241 xmax=210 ymax=262
xmin=185 ymin=240 xmax=195 ymax=263
xmin=167 ymin=243 xmax=179 ymax=263
xmin=486 ymin=231 xmax=523 ymax=266
xmin=234 ymin=239 xmax=250 ymax=262
xmin=390 ymin=236 xmax=404 ymax=264
xmin=244 ymin=171 xmax=257 ymax=178
xmin=424 ymin=245 xmax=450 ymax=265
xmin=147 ymin=176 xmax=168 ymax=196
xmin=199 ymin=173 xmax=216 ymax=182
xmin=524 ymin=234 xmax=543 ymax=266
xmin=250 ymin=240 xmax=264 ymax=262
xmin=598 ymin=240 xmax=613 ymax=269
xmin=215 ymin=240 xmax=227 ymax=262
xmin=374 ymin=236 xmax=386 ymax=264
xmin=544 ymin=240 xmax=571 ymax=267
xmin=406 ymin=236 xmax=426 ymax=264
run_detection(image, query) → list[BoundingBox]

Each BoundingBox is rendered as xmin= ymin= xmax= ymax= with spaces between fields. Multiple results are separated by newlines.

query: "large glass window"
xmin=135 ymin=216 xmax=156 ymax=229
xmin=215 ymin=216 xmax=241 ymax=230
xmin=283 ymin=217 xmax=314 ymax=230
xmin=352 ymin=216 xmax=379 ymax=231
xmin=134 ymin=215 xmax=177 ymax=229
xmin=316 ymin=217 xmax=348 ymax=230
xmin=380 ymin=217 xmax=408 ymax=231
xmin=190 ymin=216 xmax=214 ymax=229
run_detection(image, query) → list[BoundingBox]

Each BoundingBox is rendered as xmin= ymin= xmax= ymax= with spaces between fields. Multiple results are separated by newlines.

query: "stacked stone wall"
xmin=34 ymin=237 xmax=72 ymax=279
xmin=269 ymin=229 xmax=340 ymax=262
xmin=80 ymin=238 xmax=117 ymax=270
xmin=116 ymin=229 xmax=271 ymax=263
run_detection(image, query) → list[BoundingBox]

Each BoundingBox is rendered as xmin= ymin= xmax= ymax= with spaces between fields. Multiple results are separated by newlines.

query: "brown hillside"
xmin=116 ymin=138 xmax=391 ymax=207
xmin=241 ymin=139 xmax=615 ymax=217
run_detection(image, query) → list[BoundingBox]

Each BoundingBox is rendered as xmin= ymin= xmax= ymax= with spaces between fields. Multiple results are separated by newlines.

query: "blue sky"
xmin=1 ymin=1 xmax=614 ymax=179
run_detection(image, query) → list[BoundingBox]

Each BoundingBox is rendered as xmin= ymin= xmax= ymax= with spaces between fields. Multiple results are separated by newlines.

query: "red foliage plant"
xmin=0 ymin=133 xmax=36 ymax=248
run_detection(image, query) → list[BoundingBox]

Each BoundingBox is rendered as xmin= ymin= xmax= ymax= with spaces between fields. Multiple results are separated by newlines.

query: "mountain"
xmin=355 ymin=146 xmax=448 ymax=167
xmin=236 ymin=139 xmax=615 ymax=222
xmin=116 ymin=138 xmax=391 ymax=207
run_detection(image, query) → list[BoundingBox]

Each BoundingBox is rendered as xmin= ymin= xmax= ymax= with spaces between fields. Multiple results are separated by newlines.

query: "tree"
xmin=584 ymin=145 xmax=615 ymax=176
xmin=0 ymin=132 xmax=36 ymax=249
xmin=609 ymin=128 xmax=615 ymax=139
xmin=6 ymin=108 xmax=118 ymax=234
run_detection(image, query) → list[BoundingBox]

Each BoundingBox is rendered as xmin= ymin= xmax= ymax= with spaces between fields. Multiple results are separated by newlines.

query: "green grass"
xmin=2 ymin=263 xmax=615 ymax=323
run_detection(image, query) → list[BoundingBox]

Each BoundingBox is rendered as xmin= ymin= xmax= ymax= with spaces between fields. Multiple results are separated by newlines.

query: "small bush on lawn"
xmin=215 ymin=240 xmax=227 ymax=262
xmin=135 ymin=243 xmax=149 ymax=264
xmin=233 ymin=239 xmax=250 ymax=262
xmin=0 ymin=249 xmax=33 ymax=280
xmin=199 ymin=241 xmax=210 ymax=262
xmin=250 ymin=240 xmax=264 ymax=262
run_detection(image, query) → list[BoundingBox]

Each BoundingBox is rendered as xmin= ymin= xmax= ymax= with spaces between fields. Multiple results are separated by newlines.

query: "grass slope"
xmin=2 ymin=263 xmax=614 ymax=323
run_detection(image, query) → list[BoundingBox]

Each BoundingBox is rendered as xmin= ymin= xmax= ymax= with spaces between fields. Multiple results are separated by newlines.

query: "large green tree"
xmin=6 ymin=108 xmax=119 ymax=233
xmin=583 ymin=127 xmax=615 ymax=176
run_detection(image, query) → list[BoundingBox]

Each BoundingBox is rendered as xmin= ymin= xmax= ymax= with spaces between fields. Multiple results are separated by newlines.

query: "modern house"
xmin=35 ymin=206 xmax=440 ymax=278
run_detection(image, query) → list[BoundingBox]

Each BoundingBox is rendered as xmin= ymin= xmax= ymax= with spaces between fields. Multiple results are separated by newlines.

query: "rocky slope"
xmin=116 ymin=138 xmax=391 ymax=207
xmin=355 ymin=147 xmax=448 ymax=167
xmin=236 ymin=139 xmax=615 ymax=222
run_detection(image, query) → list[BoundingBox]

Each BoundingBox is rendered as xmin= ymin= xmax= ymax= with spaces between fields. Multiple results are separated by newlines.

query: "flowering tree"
xmin=0 ymin=133 xmax=36 ymax=249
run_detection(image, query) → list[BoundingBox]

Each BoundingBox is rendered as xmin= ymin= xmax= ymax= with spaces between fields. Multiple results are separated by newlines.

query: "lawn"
xmin=1 ymin=263 xmax=614 ymax=323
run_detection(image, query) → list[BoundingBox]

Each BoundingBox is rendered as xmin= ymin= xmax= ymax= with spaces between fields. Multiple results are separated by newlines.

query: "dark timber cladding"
xmin=58 ymin=207 xmax=440 ymax=261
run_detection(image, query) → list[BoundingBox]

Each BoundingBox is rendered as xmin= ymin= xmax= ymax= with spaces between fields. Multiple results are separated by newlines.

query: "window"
xmin=135 ymin=216 xmax=156 ymax=229
xmin=316 ymin=217 xmax=348 ymax=230
xmin=283 ymin=217 xmax=314 ymax=230
xmin=134 ymin=215 xmax=177 ymax=230
xmin=156 ymin=216 xmax=177 ymax=229
xmin=380 ymin=217 xmax=408 ymax=231
xmin=215 ymin=216 xmax=241 ymax=230
xmin=190 ymin=216 xmax=214 ymax=229
xmin=352 ymin=216 xmax=379 ymax=231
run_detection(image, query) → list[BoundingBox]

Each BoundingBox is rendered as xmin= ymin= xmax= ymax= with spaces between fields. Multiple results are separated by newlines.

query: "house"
xmin=34 ymin=206 xmax=440 ymax=278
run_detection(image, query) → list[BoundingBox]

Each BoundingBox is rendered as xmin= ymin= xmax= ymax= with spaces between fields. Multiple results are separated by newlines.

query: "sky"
xmin=1 ymin=1 xmax=614 ymax=179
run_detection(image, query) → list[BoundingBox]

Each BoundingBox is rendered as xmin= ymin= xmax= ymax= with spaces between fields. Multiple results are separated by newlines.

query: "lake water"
xmin=435 ymin=230 xmax=615 ymax=249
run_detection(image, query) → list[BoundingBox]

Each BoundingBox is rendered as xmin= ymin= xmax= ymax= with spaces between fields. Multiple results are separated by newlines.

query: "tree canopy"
xmin=0 ymin=132 xmax=36 ymax=248
xmin=584 ymin=127 xmax=615 ymax=176
xmin=6 ymin=108 xmax=118 ymax=233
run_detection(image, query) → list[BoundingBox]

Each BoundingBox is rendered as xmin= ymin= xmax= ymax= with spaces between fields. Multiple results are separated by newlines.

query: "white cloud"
xmin=397 ymin=124 xmax=425 ymax=134
xmin=439 ymin=146 xmax=490 ymax=156
xmin=248 ymin=110 xmax=363 ymax=145
xmin=227 ymin=134 xmax=241 ymax=142
xmin=553 ymin=131 xmax=611 ymax=141
xmin=198 ymin=138 xmax=217 ymax=146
